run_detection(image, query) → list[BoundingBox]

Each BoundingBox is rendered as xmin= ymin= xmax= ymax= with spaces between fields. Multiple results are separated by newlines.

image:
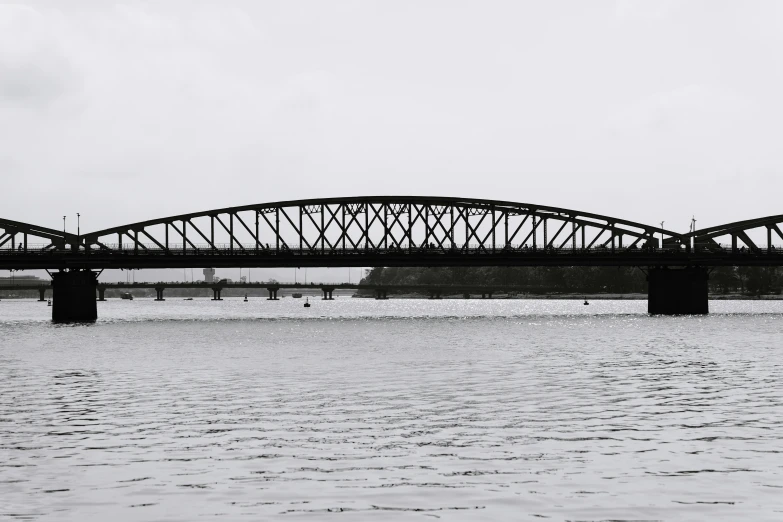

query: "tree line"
xmin=361 ymin=266 xmax=783 ymax=295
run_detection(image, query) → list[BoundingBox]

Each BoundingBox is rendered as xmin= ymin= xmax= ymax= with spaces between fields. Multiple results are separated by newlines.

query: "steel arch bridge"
xmin=2 ymin=196 xmax=783 ymax=270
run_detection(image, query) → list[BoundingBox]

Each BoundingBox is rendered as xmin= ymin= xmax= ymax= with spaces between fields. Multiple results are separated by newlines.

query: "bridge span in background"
xmin=2 ymin=196 xmax=783 ymax=320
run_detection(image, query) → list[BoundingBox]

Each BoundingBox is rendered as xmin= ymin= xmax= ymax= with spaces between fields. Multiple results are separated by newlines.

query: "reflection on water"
xmin=2 ymin=298 xmax=783 ymax=520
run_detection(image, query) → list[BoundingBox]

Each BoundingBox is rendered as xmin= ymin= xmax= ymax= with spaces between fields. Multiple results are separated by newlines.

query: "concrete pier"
xmin=647 ymin=267 xmax=709 ymax=315
xmin=321 ymin=288 xmax=334 ymax=300
xmin=154 ymin=287 xmax=165 ymax=301
xmin=211 ymin=287 xmax=223 ymax=300
xmin=267 ymin=287 xmax=279 ymax=300
xmin=51 ymin=270 xmax=98 ymax=322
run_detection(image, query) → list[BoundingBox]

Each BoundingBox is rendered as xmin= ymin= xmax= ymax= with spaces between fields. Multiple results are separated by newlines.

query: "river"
xmin=1 ymin=298 xmax=782 ymax=521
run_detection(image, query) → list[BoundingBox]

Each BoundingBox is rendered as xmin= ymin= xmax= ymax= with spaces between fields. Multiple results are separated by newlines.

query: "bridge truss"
xmin=687 ymin=215 xmax=783 ymax=253
xmin=2 ymin=196 xmax=782 ymax=270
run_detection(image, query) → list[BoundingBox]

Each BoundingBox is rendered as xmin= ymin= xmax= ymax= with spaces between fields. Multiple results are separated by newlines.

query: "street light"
xmin=63 ymin=215 xmax=66 ymax=234
xmin=77 ymin=213 xmax=80 ymax=238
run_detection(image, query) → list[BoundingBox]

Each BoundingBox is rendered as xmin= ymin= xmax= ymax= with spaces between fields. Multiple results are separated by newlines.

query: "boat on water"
xmin=291 ymin=293 xmax=303 ymax=298
xmin=184 ymin=298 xmax=193 ymax=301
xmin=121 ymin=292 xmax=133 ymax=300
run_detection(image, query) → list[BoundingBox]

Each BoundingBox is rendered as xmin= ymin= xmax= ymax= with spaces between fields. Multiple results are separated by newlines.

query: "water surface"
xmin=2 ymin=298 xmax=782 ymax=521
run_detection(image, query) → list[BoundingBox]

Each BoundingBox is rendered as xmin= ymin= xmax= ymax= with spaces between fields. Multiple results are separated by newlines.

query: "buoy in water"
xmin=304 ymin=297 xmax=311 ymax=308
xmin=244 ymin=294 xmax=248 ymax=302
xmin=48 ymin=299 xmax=52 ymax=307
xmin=583 ymin=298 xmax=589 ymax=305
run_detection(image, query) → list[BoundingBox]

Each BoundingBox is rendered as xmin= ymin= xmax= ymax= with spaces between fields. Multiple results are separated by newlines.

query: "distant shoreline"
xmin=353 ymin=292 xmax=783 ymax=301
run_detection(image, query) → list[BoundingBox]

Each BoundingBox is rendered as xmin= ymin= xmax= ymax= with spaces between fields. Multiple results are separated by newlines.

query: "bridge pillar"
xmin=267 ymin=288 xmax=279 ymax=300
xmin=212 ymin=287 xmax=223 ymax=301
xmin=322 ymin=288 xmax=334 ymax=300
xmin=647 ymin=267 xmax=709 ymax=315
xmin=97 ymin=287 xmax=106 ymax=301
xmin=154 ymin=287 xmax=165 ymax=301
xmin=38 ymin=287 xmax=46 ymax=302
xmin=374 ymin=289 xmax=388 ymax=300
xmin=463 ymin=293 xmax=470 ymax=299
xmin=51 ymin=270 xmax=98 ymax=323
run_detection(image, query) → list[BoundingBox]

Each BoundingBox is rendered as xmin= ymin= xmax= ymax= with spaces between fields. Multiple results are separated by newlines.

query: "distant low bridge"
xmin=3 ymin=281 xmax=549 ymax=301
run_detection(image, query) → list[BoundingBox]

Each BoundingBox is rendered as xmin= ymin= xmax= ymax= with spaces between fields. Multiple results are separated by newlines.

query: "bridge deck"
xmin=2 ymin=246 xmax=782 ymax=270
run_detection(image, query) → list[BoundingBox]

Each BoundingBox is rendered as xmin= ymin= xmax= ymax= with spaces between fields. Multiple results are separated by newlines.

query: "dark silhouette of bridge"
xmin=2 ymin=196 xmax=783 ymax=320
xmin=3 ymin=281 xmax=548 ymax=302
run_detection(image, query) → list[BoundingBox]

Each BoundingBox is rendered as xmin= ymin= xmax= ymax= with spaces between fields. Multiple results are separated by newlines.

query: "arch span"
xmin=0 ymin=218 xmax=78 ymax=251
xmin=80 ymin=196 xmax=685 ymax=254
xmin=687 ymin=214 xmax=783 ymax=252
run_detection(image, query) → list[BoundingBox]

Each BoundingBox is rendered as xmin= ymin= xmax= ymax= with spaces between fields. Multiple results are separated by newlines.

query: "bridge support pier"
xmin=429 ymin=290 xmax=442 ymax=299
xmin=51 ymin=270 xmax=98 ymax=323
xmin=375 ymin=289 xmax=388 ymax=300
xmin=212 ymin=288 xmax=223 ymax=301
xmin=154 ymin=287 xmax=165 ymax=301
xmin=38 ymin=288 xmax=46 ymax=301
xmin=647 ymin=267 xmax=709 ymax=315
xmin=97 ymin=287 xmax=106 ymax=301
xmin=463 ymin=293 xmax=470 ymax=299
xmin=322 ymin=288 xmax=334 ymax=300
xmin=267 ymin=288 xmax=279 ymax=300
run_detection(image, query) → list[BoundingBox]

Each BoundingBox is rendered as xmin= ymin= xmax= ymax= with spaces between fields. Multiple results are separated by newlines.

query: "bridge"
xmin=2 ymin=281 xmax=549 ymax=302
xmin=2 ymin=196 xmax=783 ymax=320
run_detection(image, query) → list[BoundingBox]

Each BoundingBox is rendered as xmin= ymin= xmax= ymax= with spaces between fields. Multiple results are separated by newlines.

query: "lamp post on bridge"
xmin=77 ymin=213 xmax=80 ymax=248
xmin=660 ymin=221 xmax=664 ymax=249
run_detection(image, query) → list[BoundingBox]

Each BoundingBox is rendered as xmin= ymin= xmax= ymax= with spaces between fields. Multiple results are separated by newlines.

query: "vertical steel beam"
xmin=322 ymin=204 xmax=326 ymax=252
xmin=383 ymin=204 xmax=388 ymax=250
xmin=364 ymin=204 xmax=369 ymax=250
xmin=135 ymin=230 xmax=139 ymax=254
xmin=768 ymin=226 xmax=772 ymax=252
xmin=182 ymin=221 xmax=186 ymax=251
xmin=210 ymin=216 xmax=215 ymax=251
xmin=611 ymin=225 xmax=615 ymax=252
xmin=581 ymin=225 xmax=585 ymax=249
xmin=532 ymin=215 xmax=537 ymax=249
xmin=275 ymin=208 xmax=280 ymax=250
xmin=424 ymin=205 xmax=430 ymax=247
xmin=572 ymin=220 xmax=576 ymax=250
xmin=165 ymin=223 xmax=169 ymax=250
xmin=407 ymin=203 xmax=415 ymax=252
xmin=299 ymin=206 xmax=303 ymax=251
xmin=255 ymin=211 xmax=259 ymax=253
xmin=492 ymin=207 xmax=496 ymax=252
xmin=450 ymin=206 xmax=455 ymax=248
xmin=464 ymin=208 xmax=469 ymax=250
xmin=543 ymin=219 xmax=547 ymax=249
xmin=342 ymin=204 xmax=346 ymax=250
xmin=504 ymin=211 xmax=508 ymax=247
xmin=118 ymin=232 xmax=122 ymax=251
xmin=230 ymin=214 xmax=234 ymax=252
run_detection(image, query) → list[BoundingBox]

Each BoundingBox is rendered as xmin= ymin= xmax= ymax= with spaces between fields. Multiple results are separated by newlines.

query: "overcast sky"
xmin=2 ymin=0 xmax=782 ymax=240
